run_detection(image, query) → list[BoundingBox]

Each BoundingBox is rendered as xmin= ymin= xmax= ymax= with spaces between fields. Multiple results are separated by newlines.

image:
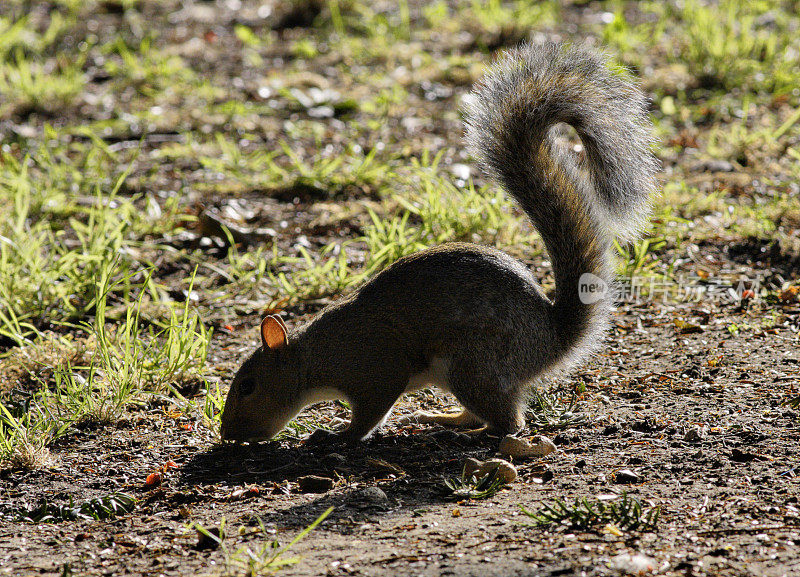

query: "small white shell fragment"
xmin=608 ymin=552 xmax=657 ymax=574
xmin=499 ymin=434 xmax=557 ymax=458
xmin=683 ymin=425 xmax=706 ymax=443
xmin=450 ymin=163 xmax=471 ymax=181
xmin=463 ymin=457 xmax=518 ymax=484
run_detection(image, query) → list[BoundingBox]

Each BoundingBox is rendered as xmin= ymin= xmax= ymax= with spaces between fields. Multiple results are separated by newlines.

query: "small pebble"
xmin=463 ymin=457 xmax=517 ymax=484
xmin=297 ymin=475 xmax=335 ymax=493
xmin=698 ymin=159 xmax=735 ymax=172
xmin=430 ymin=429 xmax=472 ymax=444
xmin=614 ymin=469 xmax=641 ymax=484
xmin=684 ymin=425 xmax=706 ymax=443
xmin=321 ymin=453 xmax=348 ymax=469
xmin=730 ymin=448 xmax=758 ymax=462
xmin=348 ymin=486 xmax=389 ymax=507
xmin=608 ymin=552 xmax=656 ymax=574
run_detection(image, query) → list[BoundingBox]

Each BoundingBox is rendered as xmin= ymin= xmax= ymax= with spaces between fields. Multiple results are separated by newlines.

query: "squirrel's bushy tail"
xmin=464 ymin=42 xmax=658 ymax=369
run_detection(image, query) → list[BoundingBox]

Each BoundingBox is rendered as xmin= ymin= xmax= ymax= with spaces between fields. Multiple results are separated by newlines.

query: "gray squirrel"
xmin=220 ymin=41 xmax=658 ymax=443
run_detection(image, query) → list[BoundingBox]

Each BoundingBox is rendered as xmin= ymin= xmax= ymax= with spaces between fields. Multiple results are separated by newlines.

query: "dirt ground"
xmin=1 ymin=1 xmax=799 ymax=576
xmin=2 ymin=295 xmax=799 ymax=576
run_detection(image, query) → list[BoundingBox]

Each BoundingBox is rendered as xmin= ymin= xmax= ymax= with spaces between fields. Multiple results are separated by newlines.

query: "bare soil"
xmin=2 ymin=296 xmax=799 ymax=576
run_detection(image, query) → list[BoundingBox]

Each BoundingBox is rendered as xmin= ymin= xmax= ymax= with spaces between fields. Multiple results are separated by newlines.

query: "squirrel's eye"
xmin=238 ymin=378 xmax=256 ymax=396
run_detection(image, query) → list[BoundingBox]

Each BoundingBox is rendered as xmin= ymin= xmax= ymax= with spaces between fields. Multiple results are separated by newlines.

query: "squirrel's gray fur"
xmin=220 ymin=41 xmax=659 ymax=444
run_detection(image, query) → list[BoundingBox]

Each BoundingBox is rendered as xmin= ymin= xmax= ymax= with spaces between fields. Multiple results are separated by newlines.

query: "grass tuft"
xmin=443 ymin=467 xmax=505 ymax=501
xmin=0 ymin=399 xmax=67 ymax=471
xmin=192 ymin=507 xmax=334 ymax=576
xmin=522 ymin=492 xmax=660 ymax=531
xmin=527 ymin=389 xmax=588 ymax=431
xmin=0 ymin=52 xmax=85 ymax=116
xmin=22 ymin=493 xmax=136 ymax=523
xmin=671 ymin=0 xmax=800 ymax=94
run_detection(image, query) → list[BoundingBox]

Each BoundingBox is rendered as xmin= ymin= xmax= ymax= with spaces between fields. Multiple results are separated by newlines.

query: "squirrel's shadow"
xmin=180 ymin=429 xmax=507 ymax=528
xmin=181 ymin=428 xmax=499 ymax=488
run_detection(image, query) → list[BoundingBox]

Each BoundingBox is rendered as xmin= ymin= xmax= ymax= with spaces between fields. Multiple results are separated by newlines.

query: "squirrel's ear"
xmin=273 ymin=315 xmax=288 ymax=332
xmin=261 ymin=315 xmax=288 ymax=350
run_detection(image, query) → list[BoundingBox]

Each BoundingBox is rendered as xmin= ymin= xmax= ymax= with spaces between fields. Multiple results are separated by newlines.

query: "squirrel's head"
xmin=220 ymin=315 xmax=299 ymax=442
